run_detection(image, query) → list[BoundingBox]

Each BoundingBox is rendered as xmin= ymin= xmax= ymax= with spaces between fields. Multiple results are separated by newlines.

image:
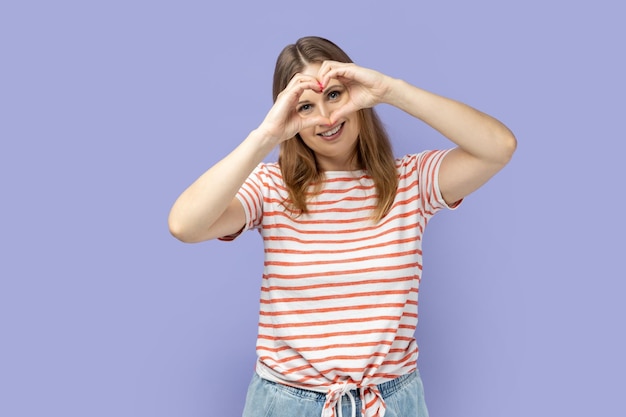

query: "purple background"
xmin=1 ymin=1 xmax=624 ymax=416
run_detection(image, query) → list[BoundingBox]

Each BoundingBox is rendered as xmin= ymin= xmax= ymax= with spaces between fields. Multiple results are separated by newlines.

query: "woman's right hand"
xmin=169 ymin=75 xmax=333 ymax=243
xmin=257 ymin=73 xmax=330 ymax=144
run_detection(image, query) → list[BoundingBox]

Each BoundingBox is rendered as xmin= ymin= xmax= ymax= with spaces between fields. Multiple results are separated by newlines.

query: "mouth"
xmin=317 ymin=122 xmax=345 ymax=140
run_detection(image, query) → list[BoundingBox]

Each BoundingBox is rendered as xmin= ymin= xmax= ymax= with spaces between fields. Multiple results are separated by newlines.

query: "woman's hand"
xmin=257 ymin=73 xmax=331 ymax=144
xmin=317 ymin=61 xmax=393 ymax=123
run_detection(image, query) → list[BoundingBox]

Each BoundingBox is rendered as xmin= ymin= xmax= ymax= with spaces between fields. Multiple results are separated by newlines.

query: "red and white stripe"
xmin=222 ymin=150 xmax=457 ymax=416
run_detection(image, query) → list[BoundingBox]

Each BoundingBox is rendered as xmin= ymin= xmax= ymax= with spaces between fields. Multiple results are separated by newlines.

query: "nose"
xmin=317 ymin=101 xmax=330 ymax=119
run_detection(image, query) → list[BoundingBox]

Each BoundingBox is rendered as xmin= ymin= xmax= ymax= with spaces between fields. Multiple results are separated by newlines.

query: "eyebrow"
xmin=322 ymin=83 xmax=344 ymax=94
xmin=297 ymin=84 xmax=345 ymax=105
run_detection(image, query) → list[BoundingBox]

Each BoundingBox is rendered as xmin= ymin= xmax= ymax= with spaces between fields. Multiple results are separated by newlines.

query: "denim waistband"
xmin=258 ymin=370 xmax=418 ymax=401
xmin=377 ymin=370 xmax=417 ymax=398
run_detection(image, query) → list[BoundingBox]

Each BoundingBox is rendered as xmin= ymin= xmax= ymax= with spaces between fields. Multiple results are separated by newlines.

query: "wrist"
xmin=380 ymin=77 xmax=409 ymax=106
xmin=248 ymin=127 xmax=283 ymax=150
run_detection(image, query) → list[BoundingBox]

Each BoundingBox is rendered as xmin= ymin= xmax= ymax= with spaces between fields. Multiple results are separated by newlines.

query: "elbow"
xmin=505 ymin=130 xmax=518 ymax=162
xmin=168 ymin=221 xmax=188 ymax=243
xmin=168 ymin=215 xmax=197 ymax=244
xmin=496 ymin=128 xmax=517 ymax=166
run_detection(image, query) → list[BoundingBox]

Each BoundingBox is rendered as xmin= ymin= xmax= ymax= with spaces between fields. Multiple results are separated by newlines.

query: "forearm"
xmin=383 ymin=78 xmax=516 ymax=163
xmin=168 ymin=129 xmax=276 ymax=242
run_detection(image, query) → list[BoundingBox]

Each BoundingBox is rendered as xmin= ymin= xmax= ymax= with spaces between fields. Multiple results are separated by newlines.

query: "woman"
xmin=168 ymin=36 xmax=516 ymax=417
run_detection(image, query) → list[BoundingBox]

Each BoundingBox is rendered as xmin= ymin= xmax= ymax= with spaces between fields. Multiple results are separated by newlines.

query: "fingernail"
xmin=318 ymin=81 xmax=324 ymax=91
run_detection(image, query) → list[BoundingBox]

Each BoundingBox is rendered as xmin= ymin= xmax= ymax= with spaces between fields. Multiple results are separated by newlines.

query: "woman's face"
xmin=295 ymin=63 xmax=360 ymax=171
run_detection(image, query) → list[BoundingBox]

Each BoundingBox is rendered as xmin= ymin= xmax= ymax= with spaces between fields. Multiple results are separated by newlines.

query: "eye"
xmin=327 ymin=90 xmax=341 ymax=100
xmin=298 ymin=103 xmax=313 ymax=113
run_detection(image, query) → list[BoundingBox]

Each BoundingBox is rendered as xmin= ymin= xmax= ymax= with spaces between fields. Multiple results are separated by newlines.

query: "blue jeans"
xmin=242 ymin=371 xmax=429 ymax=417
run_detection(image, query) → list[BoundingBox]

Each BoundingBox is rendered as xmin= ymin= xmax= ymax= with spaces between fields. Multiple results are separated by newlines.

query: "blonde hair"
xmin=273 ymin=36 xmax=398 ymax=222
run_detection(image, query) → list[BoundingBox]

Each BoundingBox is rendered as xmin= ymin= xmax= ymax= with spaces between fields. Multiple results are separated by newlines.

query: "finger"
xmin=318 ymin=61 xmax=352 ymax=89
xmin=283 ymin=75 xmax=323 ymax=100
xmin=276 ymin=80 xmax=322 ymax=109
xmin=329 ymin=103 xmax=357 ymax=125
xmin=317 ymin=60 xmax=335 ymax=88
xmin=287 ymin=73 xmax=323 ymax=91
xmin=300 ymin=115 xmax=331 ymax=130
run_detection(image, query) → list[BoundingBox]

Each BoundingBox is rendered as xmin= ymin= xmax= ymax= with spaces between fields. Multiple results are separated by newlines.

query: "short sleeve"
xmin=217 ymin=163 xmax=266 ymax=241
xmin=405 ymin=149 xmax=462 ymax=215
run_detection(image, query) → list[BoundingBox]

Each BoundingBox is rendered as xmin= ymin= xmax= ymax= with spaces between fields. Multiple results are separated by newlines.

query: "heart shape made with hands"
xmin=308 ymin=77 xmax=360 ymax=126
xmin=309 ymin=61 xmax=382 ymax=125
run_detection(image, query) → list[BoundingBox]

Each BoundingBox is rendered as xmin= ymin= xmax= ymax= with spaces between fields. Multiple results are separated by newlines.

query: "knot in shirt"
xmin=321 ymin=382 xmax=386 ymax=417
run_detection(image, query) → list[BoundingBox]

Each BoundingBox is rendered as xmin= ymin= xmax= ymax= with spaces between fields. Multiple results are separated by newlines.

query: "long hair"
xmin=273 ymin=36 xmax=398 ymax=222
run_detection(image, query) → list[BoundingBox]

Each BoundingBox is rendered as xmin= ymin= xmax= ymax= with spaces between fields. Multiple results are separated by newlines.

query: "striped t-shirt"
xmin=223 ymin=150 xmax=458 ymax=417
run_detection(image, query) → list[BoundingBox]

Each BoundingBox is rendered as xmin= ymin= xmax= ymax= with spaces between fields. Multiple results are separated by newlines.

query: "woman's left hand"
xmin=317 ymin=61 xmax=392 ymax=123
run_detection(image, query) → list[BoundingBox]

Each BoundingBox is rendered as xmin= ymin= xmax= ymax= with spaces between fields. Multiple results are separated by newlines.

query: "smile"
xmin=318 ymin=122 xmax=344 ymax=139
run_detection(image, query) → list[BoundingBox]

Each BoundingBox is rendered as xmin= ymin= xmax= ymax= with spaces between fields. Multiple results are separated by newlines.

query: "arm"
xmin=167 ymin=130 xmax=275 ymax=243
xmin=318 ymin=62 xmax=517 ymax=205
xmin=384 ymin=80 xmax=517 ymax=204
xmin=168 ymin=73 xmax=328 ymax=243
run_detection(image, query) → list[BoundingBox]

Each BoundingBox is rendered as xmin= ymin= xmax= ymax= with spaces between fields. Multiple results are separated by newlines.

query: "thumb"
xmin=329 ymin=104 xmax=355 ymax=125
xmin=301 ymin=115 xmax=332 ymax=130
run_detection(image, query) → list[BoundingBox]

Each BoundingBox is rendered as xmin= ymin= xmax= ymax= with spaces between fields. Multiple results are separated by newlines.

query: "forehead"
xmin=299 ymin=62 xmax=342 ymax=87
xmin=301 ymin=62 xmax=322 ymax=78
